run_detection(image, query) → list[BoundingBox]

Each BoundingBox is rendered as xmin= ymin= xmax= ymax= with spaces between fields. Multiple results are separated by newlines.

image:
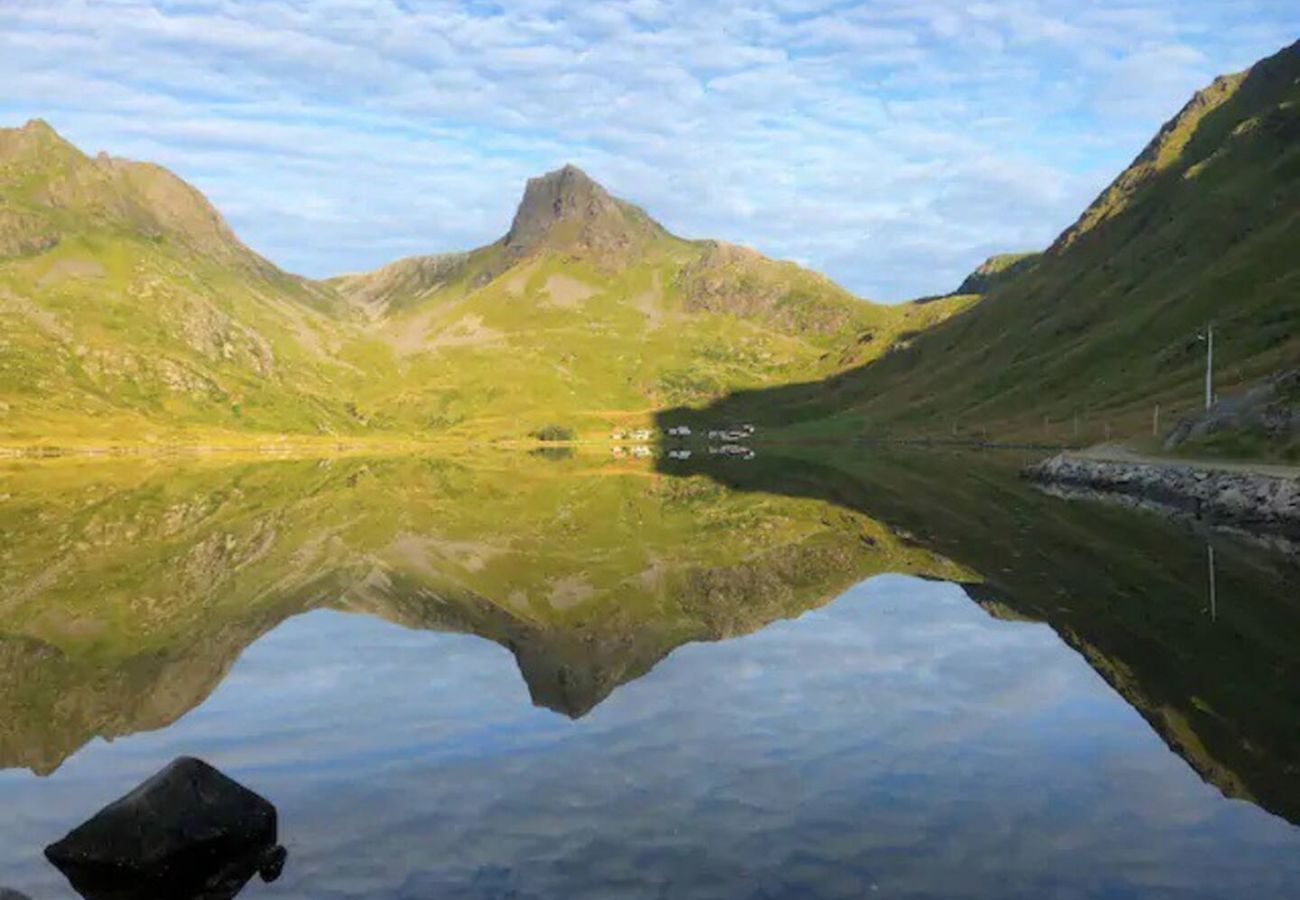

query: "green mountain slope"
xmin=0 ymin=119 xmax=382 ymax=445
xmin=0 ymin=131 xmax=970 ymax=446
xmin=673 ymin=40 xmax=1300 ymax=446
xmin=952 ymin=251 xmax=1041 ymax=295
xmin=328 ymin=164 xmax=972 ymax=437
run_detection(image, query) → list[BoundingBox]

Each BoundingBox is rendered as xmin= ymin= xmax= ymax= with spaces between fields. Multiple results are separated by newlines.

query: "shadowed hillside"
xmin=661 ymin=41 xmax=1300 ymax=449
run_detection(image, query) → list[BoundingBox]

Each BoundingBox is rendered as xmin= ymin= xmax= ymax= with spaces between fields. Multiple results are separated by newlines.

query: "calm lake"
xmin=1 ymin=449 xmax=1298 ymax=898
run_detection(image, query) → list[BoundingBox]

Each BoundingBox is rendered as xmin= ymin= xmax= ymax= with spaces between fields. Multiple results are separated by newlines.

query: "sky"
xmin=1 ymin=1 xmax=1296 ymax=300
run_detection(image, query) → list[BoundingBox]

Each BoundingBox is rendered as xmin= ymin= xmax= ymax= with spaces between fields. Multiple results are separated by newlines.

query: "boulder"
xmin=45 ymin=756 xmax=286 ymax=900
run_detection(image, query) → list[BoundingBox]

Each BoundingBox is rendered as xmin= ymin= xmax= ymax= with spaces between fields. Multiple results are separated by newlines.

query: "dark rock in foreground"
xmin=45 ymin=756 xmax=286 ymax=900
xmin=1024 ymin=454 xmax=1300 ymax=538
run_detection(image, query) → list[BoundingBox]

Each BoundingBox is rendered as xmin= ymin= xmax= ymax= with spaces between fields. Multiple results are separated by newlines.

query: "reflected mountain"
xmin=3 ymin=449 xmax=1297 ymax=831
xmin=0 ymin=453 xmax=968 ymax=769
xmin=658 ymin=448 xmax=1300 ymax=825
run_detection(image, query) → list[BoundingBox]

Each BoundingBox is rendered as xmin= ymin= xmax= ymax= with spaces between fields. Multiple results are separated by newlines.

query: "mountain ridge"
xmin=1 ymin=126 xmax=972 ymax=444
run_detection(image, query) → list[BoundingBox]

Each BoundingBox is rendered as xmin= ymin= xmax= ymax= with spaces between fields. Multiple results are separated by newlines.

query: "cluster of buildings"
xmin=610 ymin=444 xmax=654 ymax=458
xmin=607 ymin=422 xmax=758 ymax=462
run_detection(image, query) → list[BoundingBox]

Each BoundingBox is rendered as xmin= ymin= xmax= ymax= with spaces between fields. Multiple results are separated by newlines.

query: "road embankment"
xmin=1024 ymin=453 xmax=1300 ymax=538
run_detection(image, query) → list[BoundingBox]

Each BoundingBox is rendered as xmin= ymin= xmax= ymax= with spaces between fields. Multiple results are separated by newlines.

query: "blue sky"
xmin=1 ymin=1 xmax=1296 ymax=300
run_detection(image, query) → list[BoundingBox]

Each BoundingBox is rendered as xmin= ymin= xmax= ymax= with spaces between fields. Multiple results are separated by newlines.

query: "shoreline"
xmin=1024 ymin=452 xmax=1300 ymax=538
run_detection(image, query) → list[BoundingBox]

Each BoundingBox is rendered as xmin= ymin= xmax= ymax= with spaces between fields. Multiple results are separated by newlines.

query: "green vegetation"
xmin=0 ymin=129 xmax=969 ymax=448
xmin=5 ymin=40 xmax=1297 ymax=459
xmin=671 ymin=41 xmax=1300 ymax=458
xmin=951 ymin=251 xmax=1041 ymax=295
xmin=532 ymin=424 xmax=576 ymax=441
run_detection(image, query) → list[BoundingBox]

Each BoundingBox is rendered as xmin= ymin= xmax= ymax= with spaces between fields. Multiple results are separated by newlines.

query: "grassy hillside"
xmin=327 ymin=165 xmax=972 ymax=439
xmin=0 ymin=129 xmax=969 ymax=446
xmin=952 ymin=251 xmax=1041 ymax=295
xmin=0 ymin=119 xmax=388 ymax=445
xmin=671 ymin=40 xmax=1300 ymax=450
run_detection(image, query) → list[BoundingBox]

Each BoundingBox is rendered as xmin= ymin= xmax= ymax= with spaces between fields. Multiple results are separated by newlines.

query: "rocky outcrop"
xmin=45 ymin=757 xmax=286 ymax=900
xmin=328 ymin=251 xmax=471 ymax=315
xmin=1024 ymin=454 xmax=1300 ymax=536
xmin=502 ymin=163 xmax=663 ymax=264
xmin=1164 ymin=369 xmax=1300 ymax=453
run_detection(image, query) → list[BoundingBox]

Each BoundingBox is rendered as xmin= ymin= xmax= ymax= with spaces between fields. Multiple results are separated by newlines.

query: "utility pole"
xmin=1202 ymin=323 xmax=1214 ymax=411
xmin=1152 ymin=403 xmax=1160 ymax=438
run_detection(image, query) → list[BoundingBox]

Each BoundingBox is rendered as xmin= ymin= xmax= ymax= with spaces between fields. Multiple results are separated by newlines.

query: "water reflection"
xmin=0 ymin=449 xmax=1298 ymax=897
xmin=0 ymin=453 xmax=968 ymax=770
xmin=659 ymin=448 xmax=1300 ymax=825
xmin=1208 ymin=542 xmax=1218 ymax=622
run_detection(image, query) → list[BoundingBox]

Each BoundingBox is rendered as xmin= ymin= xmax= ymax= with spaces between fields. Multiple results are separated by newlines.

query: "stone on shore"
xmin=1023 ymin=454 xmax=1300 ymax=536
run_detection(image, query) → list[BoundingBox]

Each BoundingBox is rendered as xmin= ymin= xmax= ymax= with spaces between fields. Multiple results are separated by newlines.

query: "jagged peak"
xmin=0 ymin=117 xmax=81 ymax=161
xmin=505 ymin=164 xmax=617 ymax=244
xmin=502 ymin=164 xmax=664 ymax=261
xmin=0 ymin=120 xmax=275 ymax=271
xmin=19 ymin=117 xmax=58 ymax=135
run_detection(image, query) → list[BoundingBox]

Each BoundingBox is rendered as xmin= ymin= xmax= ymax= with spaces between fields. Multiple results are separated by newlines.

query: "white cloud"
xmin=1 ymin=0 xmax=1296 ymax=298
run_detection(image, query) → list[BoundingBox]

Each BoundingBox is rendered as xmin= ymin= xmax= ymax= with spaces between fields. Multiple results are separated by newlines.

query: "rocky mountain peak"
xmin=502 ymin=164 xmax=663 ymax=261
xmin=0 ymin=119 xmax=271 ymax=269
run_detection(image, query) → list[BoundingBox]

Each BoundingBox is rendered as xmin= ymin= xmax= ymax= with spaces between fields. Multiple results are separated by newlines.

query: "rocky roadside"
xmin=1024 ymin=453 xmax=1300 ymax=539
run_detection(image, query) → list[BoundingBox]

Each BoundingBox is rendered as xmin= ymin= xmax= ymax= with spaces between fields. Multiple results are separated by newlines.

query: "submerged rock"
xmin=0 ymin=889 xmax=33 ymax=900
xmin=45 ymin=756 xmax=286 ymax=900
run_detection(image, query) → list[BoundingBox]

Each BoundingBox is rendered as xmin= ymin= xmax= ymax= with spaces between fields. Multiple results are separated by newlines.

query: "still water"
xmin=1 ymin=450 xmax=1298 ymax=898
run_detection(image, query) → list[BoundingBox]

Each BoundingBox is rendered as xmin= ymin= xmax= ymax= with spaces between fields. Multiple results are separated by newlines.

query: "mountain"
xmin=671 ymin=40 xmax=1300 ymax=447
xmin=0 ymin=119 xmax=377 ymax=446
xmin=326 ymin=163 xmax=971 ymax=438
xmin=0 ymin=126 xmax=971 ymax=447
